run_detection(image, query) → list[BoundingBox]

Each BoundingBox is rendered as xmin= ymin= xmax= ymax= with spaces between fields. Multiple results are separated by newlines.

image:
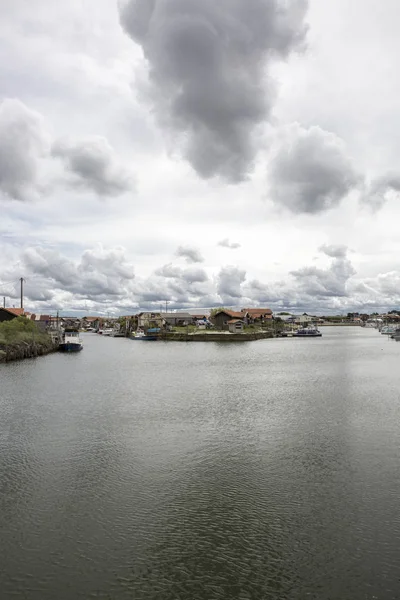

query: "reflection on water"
xmin=1 ymin=328 xmax=400 ymax=599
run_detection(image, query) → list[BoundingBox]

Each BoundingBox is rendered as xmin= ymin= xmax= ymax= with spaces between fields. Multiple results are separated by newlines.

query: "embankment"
xmin=0 ymin=339 xmax=57 ymax=363
xmin=164 ymin=331 xmax=274 ymax=342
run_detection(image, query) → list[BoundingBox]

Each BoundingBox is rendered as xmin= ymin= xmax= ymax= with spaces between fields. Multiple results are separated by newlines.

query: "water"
xmin=1 ymin=327 xmax=400 ymax=599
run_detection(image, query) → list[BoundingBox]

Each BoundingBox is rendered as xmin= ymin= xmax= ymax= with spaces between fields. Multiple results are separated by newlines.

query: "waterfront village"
xmin=1 ymin=305 xmax=400 ymax=337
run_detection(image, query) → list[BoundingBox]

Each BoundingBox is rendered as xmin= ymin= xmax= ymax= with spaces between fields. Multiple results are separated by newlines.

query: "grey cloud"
xmin=290 ymin=254 xmax=356 ymax=298
xmin=217 ymin=266 xmax=246 ymax=302
xmin=176 ymin=245 xmax=204 ymax=264
xmin=181 ymin=267 xmax=208 ymax=283
xmin=120 ymin=0 xmax=308 ymax=180
xmin=319 ymin=244 xmax=348 ymax=258
xmin=155 ymin=263 xmax=182 ymax=278
xmin=0 ymin=99 xmax=49 ymax=202
xmin=269 ymin=125 xmax=360 ymax=214
xmin=52 ymin=136 xmax=135 ymax=197
xmin=218 ymin=238 xmax=241 ymax=249
xmin=21 ymin=244 xmax=136 ymax=302
xmin=362 ymin=173 xmax=400 ymax=210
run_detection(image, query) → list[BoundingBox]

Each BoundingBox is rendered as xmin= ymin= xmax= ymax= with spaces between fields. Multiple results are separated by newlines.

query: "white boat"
xmin=102 ymin=328 xmax=114 ymax=336
xmin=59 ymin=329 xmax=83 ymax=352
xmin=294 ymin=325 xmax=322 ymax=338
xmin=381 ymin=325 xmax=396 ymax=335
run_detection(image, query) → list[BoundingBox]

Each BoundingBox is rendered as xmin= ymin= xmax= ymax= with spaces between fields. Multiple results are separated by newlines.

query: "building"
xmin=0 ymin=307 xmax=25 ymax=323
xmin=212 ymin=310 xmax=245 ymax=330
xmin=241 ymin=308 xmax=272 ymax=323
xmin=137 ymin=312 xmax=164 ymax=329
xmin=160 ymin=312 xmax=194 ymax=326
xmin=228 ymin=319 xmax=244 ymax=333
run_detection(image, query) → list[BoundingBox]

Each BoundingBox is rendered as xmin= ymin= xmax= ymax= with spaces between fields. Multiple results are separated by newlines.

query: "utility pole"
xmin=3 ymin=296 xmax=5 ymax=308
xmin=20 ymin=277 xmax=24 ymax=310
xmin=165 ymin=300 xmax=169 ymax=313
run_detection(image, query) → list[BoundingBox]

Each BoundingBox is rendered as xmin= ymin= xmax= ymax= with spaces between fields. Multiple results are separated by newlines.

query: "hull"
xmin=59 ymin=342 xmax=83 ymax=352
xmin=130 ymin=336 xmax=158 ymax=341
xmin=294 ymin=333 xmax=322 ymax=337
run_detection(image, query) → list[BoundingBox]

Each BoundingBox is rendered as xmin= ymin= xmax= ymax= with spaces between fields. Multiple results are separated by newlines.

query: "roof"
xmin=160 ymin=312 xmax=193 ymax=319
xmin=227 ymin=319 xmax=243 ymax=324
xmin=214 ymin=310 xmax=244 ymax=319
xmin=242 ymin=308 xmax=272 ymax=316
xmin=2 ymin=307 xmax=25 ymax=316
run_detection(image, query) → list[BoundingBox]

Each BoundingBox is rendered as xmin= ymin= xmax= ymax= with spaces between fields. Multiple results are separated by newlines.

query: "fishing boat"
xmin=130 ymin=328 xmax=160 ymax=341
xmin=59 ymin=329 xmax=83 ymax=352
xmin=294 ymin=325 xmax=322 ymax=338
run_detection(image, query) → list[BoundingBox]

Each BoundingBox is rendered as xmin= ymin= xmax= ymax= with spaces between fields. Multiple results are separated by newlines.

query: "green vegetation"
xmin=0 ymin=317 xmax=50 ymax=346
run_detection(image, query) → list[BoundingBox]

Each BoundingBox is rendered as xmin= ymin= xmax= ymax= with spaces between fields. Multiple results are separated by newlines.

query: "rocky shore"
xmin=0 ymin=339 xmax=58 ymax=363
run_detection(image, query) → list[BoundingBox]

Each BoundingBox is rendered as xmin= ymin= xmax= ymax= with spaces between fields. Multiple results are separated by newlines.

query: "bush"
xmin=0 ymin=317 xmax=49 ymax=345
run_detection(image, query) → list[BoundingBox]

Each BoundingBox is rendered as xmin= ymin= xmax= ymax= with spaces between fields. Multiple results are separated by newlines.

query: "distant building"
xmin=241 ymin=308 xmax=272 ymax=323
xmin=228 ymin=319 xmax=244 ymax=333
xmin=212 ymin=310 xmax=245 ymax=330
xmin=160 ymin=312 xmax=193 ymax=326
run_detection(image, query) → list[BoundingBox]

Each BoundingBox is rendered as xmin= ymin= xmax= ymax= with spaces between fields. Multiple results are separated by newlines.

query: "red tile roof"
xmin=215 ymin=310 xmax=244 ymax=319
xmin=227 ymin=319 xmax=243 ymax=324
xmin=242 ymin=308 xmax=272 ymax=315
xmin=3 ymin=308 xmax=25 ymax=316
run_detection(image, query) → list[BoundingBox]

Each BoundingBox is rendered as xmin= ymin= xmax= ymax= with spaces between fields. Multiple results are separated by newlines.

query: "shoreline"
xmin=0 ymin=339 xmax=58 ymax=363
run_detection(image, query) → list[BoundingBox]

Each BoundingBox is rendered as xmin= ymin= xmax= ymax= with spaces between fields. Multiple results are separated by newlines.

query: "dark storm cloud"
xmin=0 ymin=99 xmax=49 ymax=202
xmin=52 ymin=136 xmax=135 ymax=197
xmin=120 ymin=0 xmax=308 ymax=180
xmin=269 ymin=125 xmax=360 ymax=214
xmin=218 ymin=238 xmax=241 ymax=249
xmin=176 ymin=245 xmax=204 ymax=264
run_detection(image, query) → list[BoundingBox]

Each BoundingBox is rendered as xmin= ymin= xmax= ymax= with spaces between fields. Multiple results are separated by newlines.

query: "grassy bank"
xmin=0 ymin=317 xmax=56 ymax=363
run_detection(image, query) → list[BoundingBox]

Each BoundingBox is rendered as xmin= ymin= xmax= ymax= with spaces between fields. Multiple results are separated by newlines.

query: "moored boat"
xmin=130 ymin=328 xmax=160 ymax=341
xmin=59 ymin=329 xmax=83 ymax=352
xmin=294 ymin=326 xmax=322 ymax=338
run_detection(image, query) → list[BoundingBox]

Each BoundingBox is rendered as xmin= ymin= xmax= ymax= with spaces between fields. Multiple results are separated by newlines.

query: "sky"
xmin=1 ymin=0 xmax=400 ymax=316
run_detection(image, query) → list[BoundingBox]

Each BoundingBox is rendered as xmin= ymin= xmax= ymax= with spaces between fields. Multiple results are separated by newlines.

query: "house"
xmin=228 ymin=319 xmax=244 ymax=333
xmin=241 ymin=308 xmax=272 ymax=323
xmin=160 ymin=312 xmax=194 ymax=327
xmin=212 ymin=310 xmax=245 ymax=330
xmin=137 ymin=312 xmax=164 ymax=329
xmin=0 ymin=307 xmax=25 ymax=323
xmin=295 ymin=314 xmax=315 ymax=325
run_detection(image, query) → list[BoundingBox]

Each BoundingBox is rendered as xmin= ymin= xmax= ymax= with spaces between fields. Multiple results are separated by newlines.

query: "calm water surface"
xmin=1 ymin=327 xmax=400 ymax=599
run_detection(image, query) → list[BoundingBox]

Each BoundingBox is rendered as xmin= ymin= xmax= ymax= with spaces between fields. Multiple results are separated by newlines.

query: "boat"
xmin=294 ymin=325 xmax=322 ymax=338
xmin=59 ymin=329 xmax=83 ymax=352
xmin=102 ymin=328 xmax=114 ymax=336
xmin=390 ymin=328 xmax=400 ymax=340
xmin=381 ymin=325 xmax=396 ymax=335
xmin=130 ymin=328 xmax=160 ymax=341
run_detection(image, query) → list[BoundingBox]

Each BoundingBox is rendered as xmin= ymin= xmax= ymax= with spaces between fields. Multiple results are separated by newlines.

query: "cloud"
xmin=268 ymin=124 xmax=360 ymax=214
xmin=217 ymin=265 xmax=246 ymax=302
xmin=0 ymin=99 xmax=49 ymax=202
xmin=319 ymin=244 xmax=348 ymax=258
xmin=290 ymin=249 xmax=355 ymax=298
xmin=218 ymin=238 xmax=241 ymax=249
xmin=176 ymin=245 xmax=204 ymax=264
xmin=120 ymin=0 xmax=308 ymax=181
xmin=362 ymin=173 xmax=400 ymax=211
xmin=52 ymin=136 xmax=135 ymax=197
xmin=20 ymin=244 xmax=136 ymax=302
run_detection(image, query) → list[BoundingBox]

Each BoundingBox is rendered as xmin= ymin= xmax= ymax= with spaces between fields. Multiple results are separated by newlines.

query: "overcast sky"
xmin=1 ymin=0 xmax=400 ymax=315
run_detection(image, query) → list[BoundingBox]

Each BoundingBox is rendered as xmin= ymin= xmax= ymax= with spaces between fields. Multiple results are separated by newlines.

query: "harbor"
xmin=1 ymin=326 xmax=400 ymax=599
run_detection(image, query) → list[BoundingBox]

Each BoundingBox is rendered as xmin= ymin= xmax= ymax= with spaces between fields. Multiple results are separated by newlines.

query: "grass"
xmin=0 ymin=317 xmax=50 ymax=346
